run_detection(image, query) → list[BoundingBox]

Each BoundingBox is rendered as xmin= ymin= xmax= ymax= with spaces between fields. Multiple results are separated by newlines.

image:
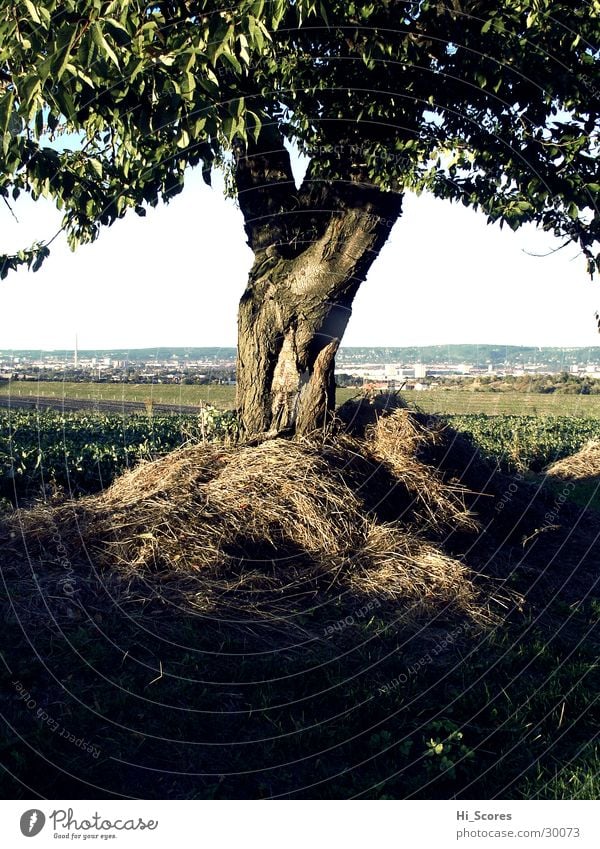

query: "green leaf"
xmin=104 ymin=18 xmax=131 ymax=47
xmin=47 ymin=112 xmax=60 ymax=133
xmin=0 ymin=90 xmax=15 ymax=154
xmin=68 ymin=65 xmax=95 ymax=88
xmin=23 ymin=0 xmax=41 ymax=24
xmin=271 ymin=0 xmax=286 ymax=28
xmin=222 ymin=114 xmax=237 ymax=141
xmin=51 ymin=86 xmax=76 ymax=121
xmin=51 ymin=31 xmax=77 ymax=81
xmin=221 ymin=50 xmax=242 ymax=74
xmin=31 ymin=250 xmax=47 ymax=273
xmin=17 ymin=75 xmax=42 ymax=119
xmin=34 ymin=107 xmax=44 ymax=138
xmin=181 ymin=71 xmax=196 ymax=98
xmin=246 ymin=15 xmax=263 ymax=51
xmin=238 ymin=33 xmax=250 ymax=65
xmin=526 ymin=11 xmax=538 ymax=27
xmin=91 ymin=23 xmax=120 ymax=69
xmin=89 ymin=159 xmax=103 ymax=179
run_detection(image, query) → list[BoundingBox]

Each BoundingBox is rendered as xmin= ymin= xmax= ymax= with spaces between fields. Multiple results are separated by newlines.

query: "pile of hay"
xmin=2 ymin=407 xmax=504 ymax=627
xmin=545 ymin=441 xmax=600 ymax=481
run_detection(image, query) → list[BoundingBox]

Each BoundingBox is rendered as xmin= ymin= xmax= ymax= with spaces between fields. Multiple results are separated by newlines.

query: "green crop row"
xmin=2 ymin=410 xmax=599 ymax=509
xmin=0 ymin=408 xmax=238 ymax=504
xmin=444 ymin=414 xmax=600 ymax=472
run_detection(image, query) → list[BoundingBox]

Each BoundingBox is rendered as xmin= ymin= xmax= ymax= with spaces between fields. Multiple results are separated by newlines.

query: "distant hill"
xmin=3 ymin=345 xmax=600 ymax=368
xmin=337 ymin=345 xmax=600 ymax=367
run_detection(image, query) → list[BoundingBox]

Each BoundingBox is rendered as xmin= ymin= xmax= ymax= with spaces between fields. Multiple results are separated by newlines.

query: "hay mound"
xmin=545 ymin=441 xmax=600 ymax=481
xmin=4 ymin=408 xmax=502 ymax=625
xmin=364 ymin=409 xmax=479 ymax=532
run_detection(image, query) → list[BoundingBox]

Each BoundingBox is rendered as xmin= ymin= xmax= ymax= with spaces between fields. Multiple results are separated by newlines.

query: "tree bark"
xmin=234 ymin=128 xmax=403 ymax=436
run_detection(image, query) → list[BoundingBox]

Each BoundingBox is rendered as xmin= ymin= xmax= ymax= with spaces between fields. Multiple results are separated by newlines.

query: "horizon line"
xmin=2 ymin=343 xmax=600 ymax=353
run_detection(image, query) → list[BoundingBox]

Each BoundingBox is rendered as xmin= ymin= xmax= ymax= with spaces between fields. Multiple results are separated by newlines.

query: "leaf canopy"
xmin=0 ymin=0 xmax=598 ymax=277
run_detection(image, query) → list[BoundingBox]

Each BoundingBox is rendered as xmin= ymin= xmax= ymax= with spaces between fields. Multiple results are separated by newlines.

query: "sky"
xmin=0 ymin=155 xmax=599 ymax=351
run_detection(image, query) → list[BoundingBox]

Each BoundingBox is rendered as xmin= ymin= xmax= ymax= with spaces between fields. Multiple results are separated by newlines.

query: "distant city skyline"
xmin=1 ymin=155 xmax=598 ymax=350
xmin=4 ymin=345 xmax=600 ymax=399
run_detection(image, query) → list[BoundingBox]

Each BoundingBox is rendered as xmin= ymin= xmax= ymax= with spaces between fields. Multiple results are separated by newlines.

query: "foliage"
xmin=423 ymin=721 xmax=475 ymax=782
xmin=445 ymin=413 xmax=600 ymax=471
xmin=0 ymin=1 xmax=598 ymax=276
xmin=271 ymin=1 xmax=600 ymax=270
xmin=0 ymin=0 xmax=312 ymax=274
xmin=3 ymin=408 xmax=600 ymax=505
xmin=0 ymin=379 xmax=243 ymax=408
xmin=444 ymin=373 xmax=600 ymax=394
xmin=0 ymin=407 xmax=237 ymax=500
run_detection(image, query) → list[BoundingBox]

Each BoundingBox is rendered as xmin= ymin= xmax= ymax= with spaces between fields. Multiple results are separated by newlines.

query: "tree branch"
xmin=233 ymin=123 xmax=298 ymax=255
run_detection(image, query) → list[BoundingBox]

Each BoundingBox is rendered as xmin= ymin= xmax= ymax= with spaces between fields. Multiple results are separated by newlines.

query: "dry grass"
xmin=2 ymin=404 xmax=510 ymax=632
xmin=545 ymin=440 xmax=600 ymax=481
xmin=365 ymin=409 xmax=479 ymax=533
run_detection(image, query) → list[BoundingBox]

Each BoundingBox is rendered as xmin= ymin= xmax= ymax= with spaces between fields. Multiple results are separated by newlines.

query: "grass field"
xmin=403 ymin=389 xmax=600 ymax=416
xmin=3 ymin=381 xmax=600 ymax=415
xmin=0 ymin=380 xmax=241 ymax=409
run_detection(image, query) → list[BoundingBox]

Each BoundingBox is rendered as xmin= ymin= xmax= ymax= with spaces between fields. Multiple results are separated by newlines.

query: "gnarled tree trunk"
xmin=234 ymin=128 xmax=403 ymax=436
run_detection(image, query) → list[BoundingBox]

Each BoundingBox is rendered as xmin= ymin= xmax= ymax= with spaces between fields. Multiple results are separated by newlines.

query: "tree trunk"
xmin=237 ymin=259 xmax=343 ymax=436
xmin=234 ymin=128 xmax=403 ymax=436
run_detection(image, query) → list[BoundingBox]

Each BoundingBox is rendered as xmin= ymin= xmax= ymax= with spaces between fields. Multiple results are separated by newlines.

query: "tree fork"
xmin=235 ymin=130 xmax=403 ymax=436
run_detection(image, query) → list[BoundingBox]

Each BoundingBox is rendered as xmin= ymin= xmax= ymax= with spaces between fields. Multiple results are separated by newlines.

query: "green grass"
xmin=522 ymin=748 xmax=600 ymax=799
xmin=3 ymin=382 xmax=600 ymax=416
xmin=2 ymin=573 xmax=598 ymax=800
xmin=0 ymin=381 xmax=358 ymax=409
xmin=0 ymin=380 xmax=241 ymax=408
xmin=404 ymin=389 xmax=600 ymax=416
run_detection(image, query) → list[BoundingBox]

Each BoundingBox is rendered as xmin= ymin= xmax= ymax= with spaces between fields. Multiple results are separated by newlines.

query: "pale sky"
xmin=0 ymin=157 xmax=598 ymax=351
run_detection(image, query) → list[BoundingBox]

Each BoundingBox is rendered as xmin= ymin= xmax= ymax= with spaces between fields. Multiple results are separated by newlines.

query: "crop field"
xmin=2 ymin=407 xmax=600 ymax=508
xmin=444 ymin=414 xmax=600 ymax=472
xmin=0 ymin=408 xmax=237 ymax=504
xmin=3 ymin=381 xmax=600 ymax=416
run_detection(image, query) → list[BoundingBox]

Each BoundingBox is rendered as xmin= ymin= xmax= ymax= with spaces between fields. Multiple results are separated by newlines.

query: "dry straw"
xmin=545 ymin=440 xmax=600 ymax=481
xmin=2 ymin=405 xmax=505 ymax=628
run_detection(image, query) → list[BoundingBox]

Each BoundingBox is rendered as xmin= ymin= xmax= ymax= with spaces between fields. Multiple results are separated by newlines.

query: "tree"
xmin=1 ymin=0 xmax=598 ymax=434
